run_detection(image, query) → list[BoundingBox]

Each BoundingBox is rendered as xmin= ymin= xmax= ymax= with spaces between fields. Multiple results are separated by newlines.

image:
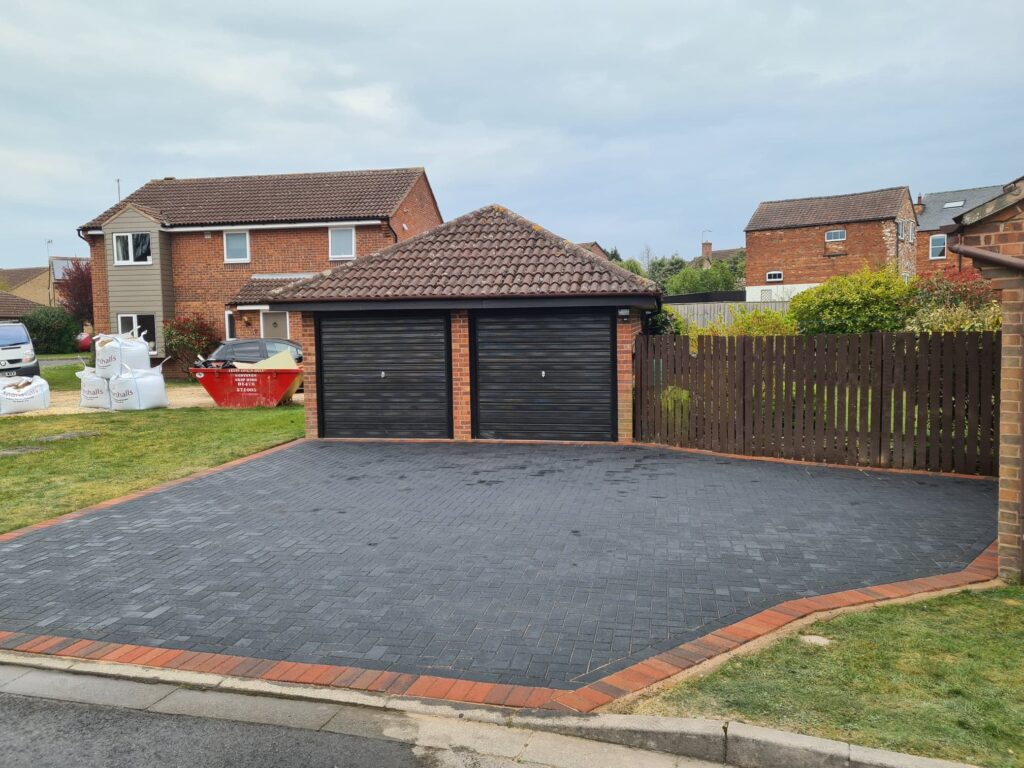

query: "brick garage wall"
xmin=962 ymin=198 xmax=1024 ymax=584
xmin=450 ymin=310 xmax=471 ymax=440
xmin=616 ymin=309 xmax=642 ymax=442
xmin=171 ymin=224 xmax=395 ymax=335
xmin=299 ymin=312 xmax=319 ymax=439
xmin=389 ymin=174 xmax=443 ymax=240
xmin=233 ymin=310 xmax=262 ymax=339
xmin=745 ymin=220 xmax=897 ymax=288
xmin=87 ymin=235 xmax=110 ymax=334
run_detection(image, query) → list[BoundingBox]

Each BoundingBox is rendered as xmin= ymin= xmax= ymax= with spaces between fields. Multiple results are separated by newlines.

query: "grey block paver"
xmin=0 ymin=442 xmax=995 ymax=689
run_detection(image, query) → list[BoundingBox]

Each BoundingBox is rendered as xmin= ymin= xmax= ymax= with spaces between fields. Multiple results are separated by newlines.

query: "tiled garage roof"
xmin=271 ymin=205 xmax=660 ymax=303
xmin=0 ymin=290 xmax=43 ymax=319
xmin=746 ymin=186 xmax=910 ymax=231
xmin=228 ymin=274 xmax=317 ymax=305
xmin=81 ymin=168 xmax=426 ymax=229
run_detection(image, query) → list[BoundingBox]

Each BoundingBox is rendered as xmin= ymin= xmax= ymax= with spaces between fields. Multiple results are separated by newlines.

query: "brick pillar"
xmin=299 ymin=312 xmax=319 ymax=439
xmin=616 ymin=309 xmax=642 ymax=442
xmin=88 ymin=236 xmax=110 ymax=334
xmin=451 ymin=310 xmax=472 ymax=440
xmin=975 ymin=266 xmax=1024 ymax=584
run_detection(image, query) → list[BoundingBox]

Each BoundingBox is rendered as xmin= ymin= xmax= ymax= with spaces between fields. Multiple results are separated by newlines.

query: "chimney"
xmin=701 ymin=240 xmax=712 ymax=261
xmin=913 ymin=193 xmax=924 ymax=216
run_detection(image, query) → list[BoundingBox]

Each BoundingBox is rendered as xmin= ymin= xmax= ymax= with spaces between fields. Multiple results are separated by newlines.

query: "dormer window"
xmin=825 ymin=229 xmax=846 ymax=242
xmin=113 ymin=233 xmax=152 ymax=264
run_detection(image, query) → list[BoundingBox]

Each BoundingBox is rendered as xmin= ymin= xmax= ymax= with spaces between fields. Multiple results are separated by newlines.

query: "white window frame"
xmin=259 ymin=310 xmax=290 ymax=339
xmin=929 ymin=234 xmax=947 ymax=261
xmin=223 ymin=230 xmax=251 ymax=263
xmin=766 ymin=271 xmax=784 ymax=283
xmin=897 ymin=220 xmax=905 ymax=240
xmin=112 ymin=233 xmax=153 ymax=265
xmin=116 ymin=313 xmax=158 ymax=355
xmin=328 ymin=226 xmax=356 ymax=261
xmin=824 ymin=229 xmax=846 ymax=242
xmin=225 ymin=310 xmax=236 ymax=340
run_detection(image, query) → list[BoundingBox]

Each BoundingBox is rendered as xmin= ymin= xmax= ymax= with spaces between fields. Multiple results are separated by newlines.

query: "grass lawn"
xmin=0 ymin=406 xmax=304 ymax=534
xmin=619 ymin=588 xmax=1024 ymax=767
xmin=40 ymin=363 xmax=195 ymax=392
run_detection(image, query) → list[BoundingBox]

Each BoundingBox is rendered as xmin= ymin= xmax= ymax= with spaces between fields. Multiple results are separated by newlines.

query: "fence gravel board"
xmin=634 ymin=331 xmax=1000 ymax=475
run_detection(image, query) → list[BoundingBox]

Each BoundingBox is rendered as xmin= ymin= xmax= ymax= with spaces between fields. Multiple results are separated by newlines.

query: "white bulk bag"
xmin=76 ymin=365 xmax=111 ymax=409
xmin=109 ymin=362 xmax=169 ymax=411
xmin=94 ymin=331 xmax=152 ymax=379
xmin=0 ymin=376 xmax=51 ymax=415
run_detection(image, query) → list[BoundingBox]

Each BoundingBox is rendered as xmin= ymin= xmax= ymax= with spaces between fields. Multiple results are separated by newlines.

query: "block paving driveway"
xmin=0 ymin=442 xmax=995 ymax=689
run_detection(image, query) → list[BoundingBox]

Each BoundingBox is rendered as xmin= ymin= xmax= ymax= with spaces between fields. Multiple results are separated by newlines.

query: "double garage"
xmin=317 ymin=309 xmax=618 ymax=441
xmin=269 ymin=205 xmax=659 ymax=443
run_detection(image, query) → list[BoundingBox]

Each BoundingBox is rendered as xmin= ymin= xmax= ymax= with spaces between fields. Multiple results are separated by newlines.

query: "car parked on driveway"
xmin=0 ymin=321 xmax=40 ymax=377
xmin=196 ymin=338 xmax=302 ymax=369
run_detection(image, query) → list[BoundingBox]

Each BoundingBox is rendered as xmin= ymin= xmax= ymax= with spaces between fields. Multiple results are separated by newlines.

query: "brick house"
xmin=913 ymin=184 xmax=1005 ymax=278
xmin=266 ymin=205 xmax=659 ymax=443
xmin=0 ymin=267 xmax=49 ymax=307
xmin=948 ymin=175 xmax=1024 ymax=584
xmin=692 ymin=241 xmax=743 ymax=271
xmin=0 ymin=291 xmax=43 ymax=321
xmin=77 ymin=168 xmax=442 ymax=356
xmin=744 ymin=186 xmax=918 ymax=301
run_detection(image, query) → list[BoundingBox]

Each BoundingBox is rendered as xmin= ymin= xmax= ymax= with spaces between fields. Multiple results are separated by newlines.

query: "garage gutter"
xmin=948 ymin=242 xmax=1024 ymax=272
xmin=268 ymin=295 xmax=660 ymax=312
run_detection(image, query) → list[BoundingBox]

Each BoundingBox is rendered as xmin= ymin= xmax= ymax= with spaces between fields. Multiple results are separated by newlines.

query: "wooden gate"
xmin=633 ymin=332 xmax=1000 ymax=475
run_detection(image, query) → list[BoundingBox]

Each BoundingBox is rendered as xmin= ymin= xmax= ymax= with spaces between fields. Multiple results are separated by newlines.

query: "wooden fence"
xmin=663 ymin=300 xmax=791 ymax=328
xmin=634 ymin=332 xmax=1000 ymax=475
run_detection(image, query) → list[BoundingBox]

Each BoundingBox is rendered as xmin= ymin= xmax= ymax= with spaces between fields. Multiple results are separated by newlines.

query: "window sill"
xmin=929 ymin=256 xmax=947 ymax=261
xmin=329 ymin=255 xmax=356 ymax=262
xmin=113 ymin=261 xmax=153 ymax=266
xmin=224 ymin=259 xmax=252 ymax=265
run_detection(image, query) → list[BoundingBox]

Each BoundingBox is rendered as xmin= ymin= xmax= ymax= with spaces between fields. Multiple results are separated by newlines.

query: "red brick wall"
xmin=616 ymin=309 xmax=642 ymax=442
xmin=170 ymin=224 xmax=395 ymax=336
xmin=450 ymin=310 xmax=472 ymax=440
xmin=87 ymin=235 xmax=110 ymax=334
xmin=390 ymin=174 xmax=443 ymax=241
xmin=916 ymin=229 xmax=981 ymax=278
xmin=233 ymin=310 xmax=262 ymax=339
xmin=299 ymin=312 xmax=319 ymax=439
xmin=961 ymin=198 xmax=1024 ymax=584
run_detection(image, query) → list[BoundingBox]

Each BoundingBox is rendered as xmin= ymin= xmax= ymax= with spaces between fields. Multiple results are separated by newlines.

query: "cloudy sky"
xmin=1 ymin=0 xmax=1021 ymax=268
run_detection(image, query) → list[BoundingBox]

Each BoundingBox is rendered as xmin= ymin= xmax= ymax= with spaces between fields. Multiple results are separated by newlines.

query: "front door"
xmin=261 ymin=311 xmax=289 ymax=339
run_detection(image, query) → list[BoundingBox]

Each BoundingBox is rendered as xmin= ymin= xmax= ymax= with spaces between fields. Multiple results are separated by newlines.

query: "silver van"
xmin=0 ymin=322 xmax=39 ymax=378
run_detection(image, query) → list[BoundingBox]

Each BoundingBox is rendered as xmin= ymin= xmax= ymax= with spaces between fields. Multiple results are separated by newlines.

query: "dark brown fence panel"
xmin=633 ymin=331 xmax=1001 ymax=475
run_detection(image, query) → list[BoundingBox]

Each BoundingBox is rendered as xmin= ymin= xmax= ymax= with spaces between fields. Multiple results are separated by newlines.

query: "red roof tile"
xmin=0 ymin=267 xmax=47 ymax=289
xmin=746 ymin=186 xmax=910 ymax=231
xmin=271 ymin=205 xmax=659 ymax=304
xmin=229 ymin=274 xmax=318 ymax=305
xmin=0 ymin=291 xmax=44 ymax=319
xmin=82 ymin=168 xmax=426 ymax=230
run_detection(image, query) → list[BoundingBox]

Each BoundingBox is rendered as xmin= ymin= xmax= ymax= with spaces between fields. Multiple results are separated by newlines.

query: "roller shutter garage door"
xmin=472 ymin=309 xmax=616 ymax=441
xmin=317 ymin=313 xmax=451 ymax=438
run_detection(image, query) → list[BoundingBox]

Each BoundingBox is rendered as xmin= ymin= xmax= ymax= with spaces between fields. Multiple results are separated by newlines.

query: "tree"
xmin=605 ymin=246 xmax=622 ymax=262
xmin=789 ymin=267 xmax=915 ymax=335
xmin=664 ymin=259 xmax=740 ymax=295
xmin=56 ymin=259 xmax=93 ymax=325
xmin=620 ymin=258 xmax=648 ymax=277
xmin=647 ymin=255 xmax=688 ymax=290
xmin=22 ymin=306 xmax=79 ymax=353
xmin=643 ymin=306 xmax=686 ymax=334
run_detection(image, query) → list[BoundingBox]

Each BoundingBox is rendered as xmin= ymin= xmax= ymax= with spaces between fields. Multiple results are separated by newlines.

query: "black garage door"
xmin=317 ymin=313 xmax=451 ymax=438
xmin=472 ymin=309 xmax=616 ymax=441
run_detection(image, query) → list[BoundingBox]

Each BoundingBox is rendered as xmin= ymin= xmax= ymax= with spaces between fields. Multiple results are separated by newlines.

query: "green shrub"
xmin=789 ymin=267 xmax=915 ymax=335
xmin=905 ymin=302 xmax=1001 ymax=333
xmin=644 ymin=306 xmax=686 ymax=334
xmin=22 ymin=306 xmax=79 ymax=353
xmin=665 ymin=259 xmax=741 ymax=295
xmin=660 ymin=385 xmax=691 ymax=422
xmin=705 ymin=307 xmax=797 ymax=337
xmin=162 ymin=314 xmax=221 ymax=377
xmin=620 ymin=258 xmax=648 ymax=277
xmin=915 ymin=270 xmax=995 ymax=311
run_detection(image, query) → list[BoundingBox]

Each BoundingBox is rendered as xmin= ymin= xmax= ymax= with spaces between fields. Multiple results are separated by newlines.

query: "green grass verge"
xmin=621 ymin=588 xmax=1024 ymax=767
xmin=41 ymin=364 xmax=195 ymax=392
xmin=0 ymin=406 xmax=304 ymax=534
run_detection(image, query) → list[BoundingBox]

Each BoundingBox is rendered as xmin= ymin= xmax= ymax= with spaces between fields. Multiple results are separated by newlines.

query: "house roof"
xmin=229 ymin=274 xmax=317 ymax=305
xmin=916 ymin=185 xmax=1005 ymax=231
xmin=745 ymin=186 xmax=911 ymax=232
xmin=696 ymin=246 xmax=743 ymax=263
xmin=0 ymin=266 xmax=47 ymax=289
xmin=0 ymin=291 xmax=43 ymax=319
xmin=578 ymin=241 xmax=609 ymax=259
xmin=81 ymin=168 xmax=427 ymax=230
xmin=270 ymin=205 xmax=660 ymax=305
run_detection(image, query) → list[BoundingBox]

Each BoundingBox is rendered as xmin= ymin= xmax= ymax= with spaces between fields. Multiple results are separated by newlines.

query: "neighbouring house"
xmin=692 ymin=241 xmax=742 ymax=270
xmin=266 ymin=204 xmax=659 ymax=443
xmin=913 ymin=184 xmax=1005 ymax=277
xmin=0 ymin=266 xmax=49 ymax=307
xmin=0 ymin=291 xmax=43 ymax=321
xmin=947 ymin=175 xmax=1024 ymax=584
xmin=744 ymin=186 xmax=918 ymax=301
xmin=578 ymin=241 xmax=610 ymax=260
xmin=77 ymin=167 xmax=442 ymax=356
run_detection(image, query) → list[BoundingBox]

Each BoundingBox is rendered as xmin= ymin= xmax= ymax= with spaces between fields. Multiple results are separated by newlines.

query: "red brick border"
xmin=0 ymin=438 xmax=999 ymax=711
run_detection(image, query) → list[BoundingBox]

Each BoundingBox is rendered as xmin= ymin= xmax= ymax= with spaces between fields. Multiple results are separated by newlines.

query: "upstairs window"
xmin=113 ymin=233 xmax=152 ymax=264
xmin=224 ymin=231 xmax=250 ymax=263
xmin=825 ymin=229 xmax=846 ymax=242
xmin=329 ymin=227 xmax=355 ymax=260
xmin=766 ymin=271 xmax=783 ymax=283
xmin=929 ymin=234 xmax=947 ymax=260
